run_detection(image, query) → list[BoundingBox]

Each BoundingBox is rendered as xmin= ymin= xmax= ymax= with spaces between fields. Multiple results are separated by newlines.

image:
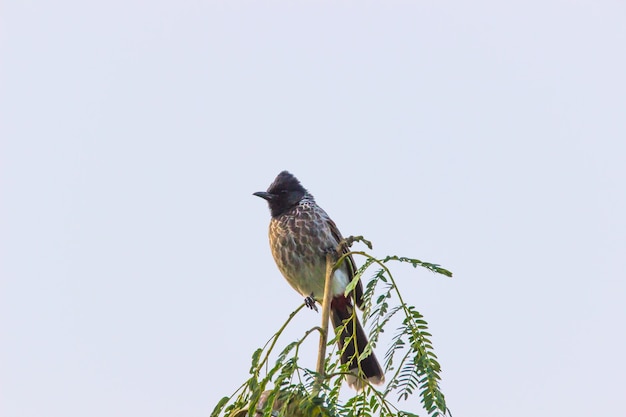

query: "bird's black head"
xmin=253 ymin=171 xmax=309 ymax=217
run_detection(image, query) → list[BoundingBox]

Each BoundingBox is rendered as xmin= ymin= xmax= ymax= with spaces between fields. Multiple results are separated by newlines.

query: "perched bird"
xmin=254 ymin=171 xmax=384 ymax=390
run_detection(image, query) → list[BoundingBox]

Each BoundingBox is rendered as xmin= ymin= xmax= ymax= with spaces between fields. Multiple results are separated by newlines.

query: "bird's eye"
xmin=280 ymin=189 xmax=288 ymax=194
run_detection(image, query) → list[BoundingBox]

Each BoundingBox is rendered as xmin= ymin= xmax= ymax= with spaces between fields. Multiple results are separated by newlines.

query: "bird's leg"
xmin=305 ymin=294 xmax=319 ymax=312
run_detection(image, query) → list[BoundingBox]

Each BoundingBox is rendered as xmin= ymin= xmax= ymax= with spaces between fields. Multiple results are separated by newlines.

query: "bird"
xmin=253 ymin=170 xmax=384 ymax=390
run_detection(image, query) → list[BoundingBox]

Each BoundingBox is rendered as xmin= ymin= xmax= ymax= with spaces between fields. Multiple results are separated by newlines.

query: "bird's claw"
xmin=304 ymin=295 xmax=318 ymax=312
xmin=323 ymin=246 xmax=338 ymax=256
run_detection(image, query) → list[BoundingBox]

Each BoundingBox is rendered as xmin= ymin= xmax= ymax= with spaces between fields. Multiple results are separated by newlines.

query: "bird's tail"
xmin=330 ymin=297 xmax=385 ymax=391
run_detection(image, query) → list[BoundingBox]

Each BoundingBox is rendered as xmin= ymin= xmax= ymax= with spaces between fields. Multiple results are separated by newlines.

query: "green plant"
xmin=211 ymin=237 xmax=452 ymax=417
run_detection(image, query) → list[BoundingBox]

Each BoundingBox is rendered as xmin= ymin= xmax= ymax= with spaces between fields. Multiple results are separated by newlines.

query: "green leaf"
xmin=344 ymin=273 xmax=362 ymax=296
xmin=209 ymin=396 xmax=230 ymax=417
xmin=249 ymin=348 xmax=263 ymax=373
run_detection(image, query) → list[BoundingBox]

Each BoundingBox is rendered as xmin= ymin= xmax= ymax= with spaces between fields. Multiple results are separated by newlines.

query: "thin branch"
xmin=314 ymin=251 xmax=337 ymax=394
xmin=257 ymin=303 xmax=307 ymax=374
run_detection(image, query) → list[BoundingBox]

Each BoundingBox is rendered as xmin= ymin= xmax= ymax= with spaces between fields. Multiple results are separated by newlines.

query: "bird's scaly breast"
xmin=269 ymin=208 xmax=338 ymax=299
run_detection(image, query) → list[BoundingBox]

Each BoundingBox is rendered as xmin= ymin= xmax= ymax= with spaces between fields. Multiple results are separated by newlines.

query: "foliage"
xmin=211 ymin=237 xmax=452 ymax=417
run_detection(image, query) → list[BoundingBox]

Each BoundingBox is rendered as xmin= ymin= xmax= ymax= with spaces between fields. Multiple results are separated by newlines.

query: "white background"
xmin=2 ymin=1 xmax=625 ymax=416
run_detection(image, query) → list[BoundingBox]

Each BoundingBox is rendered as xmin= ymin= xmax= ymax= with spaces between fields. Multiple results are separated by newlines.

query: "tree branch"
xmin=314 ymin=251 xmax=336 ymax=393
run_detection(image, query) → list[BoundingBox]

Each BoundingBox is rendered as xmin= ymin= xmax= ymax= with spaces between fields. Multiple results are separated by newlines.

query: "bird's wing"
xmin=327 ymin=218 xmax=365 ymax=309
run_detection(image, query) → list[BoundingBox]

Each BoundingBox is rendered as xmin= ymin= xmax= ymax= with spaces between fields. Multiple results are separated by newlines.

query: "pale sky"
xmin=2 ymin=1 xmax=625 ymax=416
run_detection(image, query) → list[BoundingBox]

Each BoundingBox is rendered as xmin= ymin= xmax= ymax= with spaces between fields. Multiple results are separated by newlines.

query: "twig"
xmin=314 ymin=251 xmax=336 ymax=394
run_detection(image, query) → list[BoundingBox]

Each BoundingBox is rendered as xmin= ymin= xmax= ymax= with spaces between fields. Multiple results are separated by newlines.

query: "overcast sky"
xmin=2 ymin=1 xmax=625 ymax=416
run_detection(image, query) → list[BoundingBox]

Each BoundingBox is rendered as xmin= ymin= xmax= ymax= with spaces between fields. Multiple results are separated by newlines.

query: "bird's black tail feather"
xmin=330 ymin=298 xmax=384 ymax=391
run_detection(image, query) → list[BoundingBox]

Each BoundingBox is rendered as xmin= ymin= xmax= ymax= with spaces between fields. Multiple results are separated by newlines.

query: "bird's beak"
xmin=253 ymin=191 xmax=274 ymax=201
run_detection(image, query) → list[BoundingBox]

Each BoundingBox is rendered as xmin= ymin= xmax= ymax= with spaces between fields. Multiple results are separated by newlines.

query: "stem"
xmin=314 ymin=251 xmax=336 ymax=393
xmin=257 ymin=303 xmax=307 ymax=374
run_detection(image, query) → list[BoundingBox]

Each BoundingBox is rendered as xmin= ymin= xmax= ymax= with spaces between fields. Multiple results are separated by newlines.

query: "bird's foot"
xmin=304 ymin=295 xmax=319 ymax=312
xmin=323 ymin=245 xmax=339 ymax=258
